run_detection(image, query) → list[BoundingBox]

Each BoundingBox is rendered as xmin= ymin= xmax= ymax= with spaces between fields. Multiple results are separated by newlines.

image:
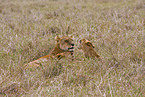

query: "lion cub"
xmin=78 ymin=39 xmax=101 ymax=59
xmin=24 ymin=36 xmax=74 ymax=69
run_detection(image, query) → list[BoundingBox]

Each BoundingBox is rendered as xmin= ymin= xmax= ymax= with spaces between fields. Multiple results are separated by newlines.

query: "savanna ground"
xmin=0 ymin=0 xmax=145 ymax=96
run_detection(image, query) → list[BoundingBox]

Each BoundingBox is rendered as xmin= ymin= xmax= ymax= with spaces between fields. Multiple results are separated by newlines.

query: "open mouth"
xmin=68 ymin=46 xmax=74 ymax=52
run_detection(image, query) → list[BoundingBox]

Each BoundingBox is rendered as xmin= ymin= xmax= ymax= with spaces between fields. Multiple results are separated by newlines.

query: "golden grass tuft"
xmin=0 ymin=0 xmax=144 ymax=96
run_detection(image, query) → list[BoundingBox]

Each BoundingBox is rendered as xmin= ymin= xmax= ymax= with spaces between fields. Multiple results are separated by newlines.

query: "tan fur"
xmin=24 ymin=36 xmax=74 ymax=69
xmin=78 ymin=39 xmax=101 ymax=59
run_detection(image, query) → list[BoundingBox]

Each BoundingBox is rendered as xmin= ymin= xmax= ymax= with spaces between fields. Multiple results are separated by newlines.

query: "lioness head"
xmin=55 ymin=36 xmax=74 ymax=52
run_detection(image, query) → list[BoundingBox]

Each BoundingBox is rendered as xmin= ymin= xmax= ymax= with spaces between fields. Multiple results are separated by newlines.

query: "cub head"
xmin=78 ymin=39 xmax=95 ymax=49
xmin=55 ymin=36 xmax=74 ymax=52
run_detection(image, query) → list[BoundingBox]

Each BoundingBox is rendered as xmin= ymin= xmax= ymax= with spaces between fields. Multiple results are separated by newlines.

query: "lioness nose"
xmin=71 ymin=44 xmax=74 ymax=46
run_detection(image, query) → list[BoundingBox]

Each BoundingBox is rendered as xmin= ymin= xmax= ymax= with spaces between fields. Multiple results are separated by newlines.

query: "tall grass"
xmin=0 ymin=0 xmax=145 ymax=96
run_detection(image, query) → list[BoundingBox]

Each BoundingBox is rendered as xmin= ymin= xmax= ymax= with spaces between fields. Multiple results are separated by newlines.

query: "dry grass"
xmin=0 ymin=0 xmax=145 ymax=96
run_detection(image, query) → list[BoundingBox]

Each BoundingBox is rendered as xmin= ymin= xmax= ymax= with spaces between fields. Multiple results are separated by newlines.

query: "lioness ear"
xmin=55 ymin=36 xmax=60 ymax=42
xmin=86 ymin=42 xmax=95 ymax=48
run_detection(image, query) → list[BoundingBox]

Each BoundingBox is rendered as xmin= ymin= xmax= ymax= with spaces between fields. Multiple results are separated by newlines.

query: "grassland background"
xmin=0 ymin=0 xmax=145 ymax=96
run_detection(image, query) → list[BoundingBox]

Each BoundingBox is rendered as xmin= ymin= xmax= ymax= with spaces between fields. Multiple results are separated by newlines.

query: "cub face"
xmin=78 ymin=39 xmax=94 ymax=50
xmin=78 ymin=39 xmax=101 ymax=59
xmin=56 ymin=36 xmax=74 ymax=52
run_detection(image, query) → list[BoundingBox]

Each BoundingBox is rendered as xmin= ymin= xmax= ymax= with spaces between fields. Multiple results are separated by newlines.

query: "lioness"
xmin=78 ymin=39 xmax=101 ymax=59
xmin=24 ymin=36 xmax=74 ymax=69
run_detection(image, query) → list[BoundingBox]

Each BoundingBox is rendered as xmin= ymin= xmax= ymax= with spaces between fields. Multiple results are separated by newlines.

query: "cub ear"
xmin=86 ymin=42 xmax=95 ymax=48
xmin=79 ymin=39 xmax=86 ymax=43
xmin=55 ymin=36 xmax=60 ymax=42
